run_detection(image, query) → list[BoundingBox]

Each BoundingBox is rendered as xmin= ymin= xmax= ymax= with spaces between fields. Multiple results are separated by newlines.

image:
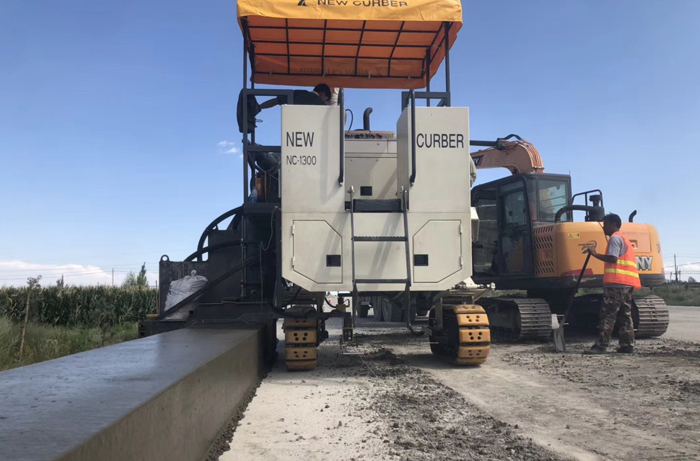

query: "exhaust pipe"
xmin=363 ymin=108 xmax=373 ymax=131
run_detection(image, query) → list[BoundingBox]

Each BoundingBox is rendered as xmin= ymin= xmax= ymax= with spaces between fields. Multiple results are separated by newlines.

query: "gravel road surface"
xmin=220 ymin=306 xmax=700 ymax=461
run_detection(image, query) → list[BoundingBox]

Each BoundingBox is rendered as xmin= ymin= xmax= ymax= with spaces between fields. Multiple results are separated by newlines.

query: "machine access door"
xmin=472 ymin=189 xmax=498 ymax=277
xmin=497 ymin=178 xmax=535 ymax=277
xmin=292 ymin=220 xmax=343 ymax=284
xmin=413 ymin=220 xmax=462 ymax=283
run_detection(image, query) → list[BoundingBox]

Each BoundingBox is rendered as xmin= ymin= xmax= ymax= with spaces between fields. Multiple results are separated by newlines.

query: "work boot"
xmin=617 ymin=345 xmax=634 ymax=354
xmin=583 ymin=345 xmax=606 ymax=355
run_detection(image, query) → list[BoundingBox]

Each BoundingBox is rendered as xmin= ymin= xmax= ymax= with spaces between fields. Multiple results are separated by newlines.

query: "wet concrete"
xmin=0 ymin=326 xmax=264 ymax=461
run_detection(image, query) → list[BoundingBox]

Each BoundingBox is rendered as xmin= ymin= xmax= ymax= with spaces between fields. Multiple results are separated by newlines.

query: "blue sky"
xmin=1 ymin=0 xmax=698 ymax=285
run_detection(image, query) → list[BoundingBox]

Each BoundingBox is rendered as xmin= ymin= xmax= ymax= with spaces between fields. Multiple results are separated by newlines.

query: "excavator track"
xmin=477 ymin=298 xmax=551 ymax=341
xmin=633 ymin=295 xmax=670 ymax=338
xmin=571 ymin=294 xmax=670 ymax=338
xmin=428 ymin=304 xmax=491 ymax=366
xmin=283 ymin=306 xmax=319 ymax=371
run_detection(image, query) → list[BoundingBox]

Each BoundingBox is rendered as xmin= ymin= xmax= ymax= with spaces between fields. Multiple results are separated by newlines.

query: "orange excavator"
xmin=467 ymin=135 xmax=669 ymax=340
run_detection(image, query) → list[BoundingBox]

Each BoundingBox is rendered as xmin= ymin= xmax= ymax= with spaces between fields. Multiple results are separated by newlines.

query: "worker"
xmin=259 ymin=83 xmax=331 ymax=109
xmin=584 ymin=213 xmax=641 ymax=354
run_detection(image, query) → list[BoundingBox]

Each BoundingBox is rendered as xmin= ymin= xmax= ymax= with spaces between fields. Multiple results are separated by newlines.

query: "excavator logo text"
xmin=637 ymin=256 xmax=653 ymax=271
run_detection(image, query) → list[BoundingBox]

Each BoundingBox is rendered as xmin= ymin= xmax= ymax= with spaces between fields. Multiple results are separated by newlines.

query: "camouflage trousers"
xmin=595 ymin=286 xmax=635 ymax=349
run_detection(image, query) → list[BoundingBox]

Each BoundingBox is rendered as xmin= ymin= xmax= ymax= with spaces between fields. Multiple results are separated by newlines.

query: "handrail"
xmin=339 ymin=88 xmax=345 ymax=185
xmin=555 ymin=205 xmax=605 ymax=223
xmin=401 ymin=91 xmax=450 ymax=110
xmin=409 ymin=90 xmax=417 ymax=185
xmin=572 ymin=189 xmax=604 ymax=207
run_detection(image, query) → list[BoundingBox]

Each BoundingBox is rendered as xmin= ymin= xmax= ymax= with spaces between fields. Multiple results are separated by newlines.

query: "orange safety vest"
xmin=603 ymin=231 xmax=641 ymax=289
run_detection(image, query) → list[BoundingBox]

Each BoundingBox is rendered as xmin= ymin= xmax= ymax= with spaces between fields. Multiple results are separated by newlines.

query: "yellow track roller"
xmin=428 ymin=304 xmax=491 ymax=366
xmin=283 ymin=308 xmax=319 ymax=371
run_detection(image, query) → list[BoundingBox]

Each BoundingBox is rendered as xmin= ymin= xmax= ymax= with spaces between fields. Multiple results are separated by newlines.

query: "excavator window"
xmin=472 ymin=192 xmax=498 ymax=275
xmin=536 ymin=178 xmax=570 ymax=222
xmin=499 ymin=186 xmax=530 ymax=275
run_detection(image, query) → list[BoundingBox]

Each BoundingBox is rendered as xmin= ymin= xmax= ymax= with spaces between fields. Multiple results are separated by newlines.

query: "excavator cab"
xmin=472 ymin=173 xmax=572 ymax=280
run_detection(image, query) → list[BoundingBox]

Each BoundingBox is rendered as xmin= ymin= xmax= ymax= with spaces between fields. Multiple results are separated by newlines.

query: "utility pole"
xmin=674 ymin=254 xmax=678 ymax=283
xmin=112 ymin=268 xmax=114 ymax=286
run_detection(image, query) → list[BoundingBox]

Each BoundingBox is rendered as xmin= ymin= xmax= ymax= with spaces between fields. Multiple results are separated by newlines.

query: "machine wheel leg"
xmin=283 ymin=307 xmax=318 ymax=371
xmin=429 ymin=304 xmax=491 ymax=366
xmin=359 ymin=304 xmax=369 ymax=318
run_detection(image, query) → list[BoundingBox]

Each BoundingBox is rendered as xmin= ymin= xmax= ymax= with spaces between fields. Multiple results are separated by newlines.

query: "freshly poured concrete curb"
xmin=0 ymin=326 xmax=263 ymax=461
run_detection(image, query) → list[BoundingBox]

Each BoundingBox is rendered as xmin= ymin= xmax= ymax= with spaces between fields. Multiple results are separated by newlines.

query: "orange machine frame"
xmin=238 ymin=0 xmax=462 ymax=89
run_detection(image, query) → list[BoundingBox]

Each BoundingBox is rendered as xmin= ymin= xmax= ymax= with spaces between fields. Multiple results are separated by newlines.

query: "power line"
xmin=0 ymin=249 xmax=195 ymax=273
xmin=664 ymin=262 xmax=700 ymax=269
xmin=0 ymin=269 xmax=108 ymax=278
xmin=0 ymin=263 xmax=146 ymax=274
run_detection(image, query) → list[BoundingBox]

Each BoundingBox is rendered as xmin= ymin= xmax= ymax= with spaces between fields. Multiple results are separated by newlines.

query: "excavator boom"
xmin=470 ymin=135 xmax=545 ymax=175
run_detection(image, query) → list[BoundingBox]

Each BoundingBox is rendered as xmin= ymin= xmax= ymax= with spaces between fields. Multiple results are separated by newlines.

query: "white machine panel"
xmin=413 ymin=220 xmax=462 ymax=283
xmin=281 ymin=105 xmax=346 ymax=292
xmin=292 ymin=220 xmax=342 ymax=284
xmin=281 ymin=105 xmax=343 ymax=213
xmin=344 ymin=138 xmax=397 ymax=201
xmin=397 ymin=107 xmax=471 ymax=213
xmin=280 ymin=105 xmax=474 ymax=294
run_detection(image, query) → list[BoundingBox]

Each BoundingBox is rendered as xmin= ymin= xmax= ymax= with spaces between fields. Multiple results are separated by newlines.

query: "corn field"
xmin=0 ymin=286 xmax=157 ymax=328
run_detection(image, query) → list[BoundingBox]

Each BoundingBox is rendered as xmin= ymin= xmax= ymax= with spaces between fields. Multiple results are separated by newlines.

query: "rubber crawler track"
xmin=429 ymin=304 xmax=491 ymax=365
xmin=477 ymin=298 xmax=552 ymax=341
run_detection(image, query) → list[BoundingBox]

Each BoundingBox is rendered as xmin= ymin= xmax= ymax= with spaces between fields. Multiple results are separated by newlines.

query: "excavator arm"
xmin=470 ymin=134 xmax=545 ymax=174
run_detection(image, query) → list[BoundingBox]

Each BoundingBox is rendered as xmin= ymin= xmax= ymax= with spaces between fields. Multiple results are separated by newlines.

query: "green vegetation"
xmin=122 ymin=263 xmax=150 ymax=288
xmin=637 ymin=285 xmax=700 ymax=307
xmin=0 ymin=282 xmax=156 ymax=372
xmin=0 ymin=317 xmax=138 ymax=372
xmin=491 ymin=284 xmax=700 ymax=307
xmin=0 ymin=285 xmax=157 ymax=327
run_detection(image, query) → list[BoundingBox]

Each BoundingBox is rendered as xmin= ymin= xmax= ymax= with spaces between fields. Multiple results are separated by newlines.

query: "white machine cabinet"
xmin=280 ymin=104 xmax=474 ymax=293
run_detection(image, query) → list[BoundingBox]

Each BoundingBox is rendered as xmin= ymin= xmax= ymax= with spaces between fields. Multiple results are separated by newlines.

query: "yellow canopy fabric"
xmin=237 ymin=0 xmax=462 ymax=89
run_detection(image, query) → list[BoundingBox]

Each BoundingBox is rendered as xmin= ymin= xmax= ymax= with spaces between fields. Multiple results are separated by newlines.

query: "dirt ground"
xmin=221 ymin=330 xmax=564 ymax=461
xmin=221 ymin=307 xmax=700 ymax=461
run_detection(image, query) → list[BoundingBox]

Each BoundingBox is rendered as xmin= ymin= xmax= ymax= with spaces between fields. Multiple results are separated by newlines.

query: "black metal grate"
xmin=414 ymin=254 xmax=429 ymax=266
xmin=326 ymin=254 xmax=342 ymax=267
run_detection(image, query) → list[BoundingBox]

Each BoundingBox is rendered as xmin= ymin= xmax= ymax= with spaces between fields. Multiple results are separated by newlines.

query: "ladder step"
xmin=353 ymin=236 xmax=407 ymax=242
xmin=346 ymin=199 xmax=403 ymax=213
xmin=355 ymin=279 xmax=409 ymax=284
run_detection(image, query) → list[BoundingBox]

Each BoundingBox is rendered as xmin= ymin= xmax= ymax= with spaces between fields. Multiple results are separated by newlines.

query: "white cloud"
xmin=0 ymin=260 xmax=158 ymax=288
xmin=217 ymin=140 xmax=241 ymax=157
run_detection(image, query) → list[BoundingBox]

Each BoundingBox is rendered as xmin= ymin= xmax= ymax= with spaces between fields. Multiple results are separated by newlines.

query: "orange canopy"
xmin=237 ymin=0 xmax=462 ymax=89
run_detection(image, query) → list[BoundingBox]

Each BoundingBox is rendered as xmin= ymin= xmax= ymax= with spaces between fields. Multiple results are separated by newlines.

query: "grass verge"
xmin=491 ymin=286 xmax=700 ymax=307
xmin=637 ymin=285 xmax=700 ymax=306
xmin=0 ymin=316 xmax=138 ymax=372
